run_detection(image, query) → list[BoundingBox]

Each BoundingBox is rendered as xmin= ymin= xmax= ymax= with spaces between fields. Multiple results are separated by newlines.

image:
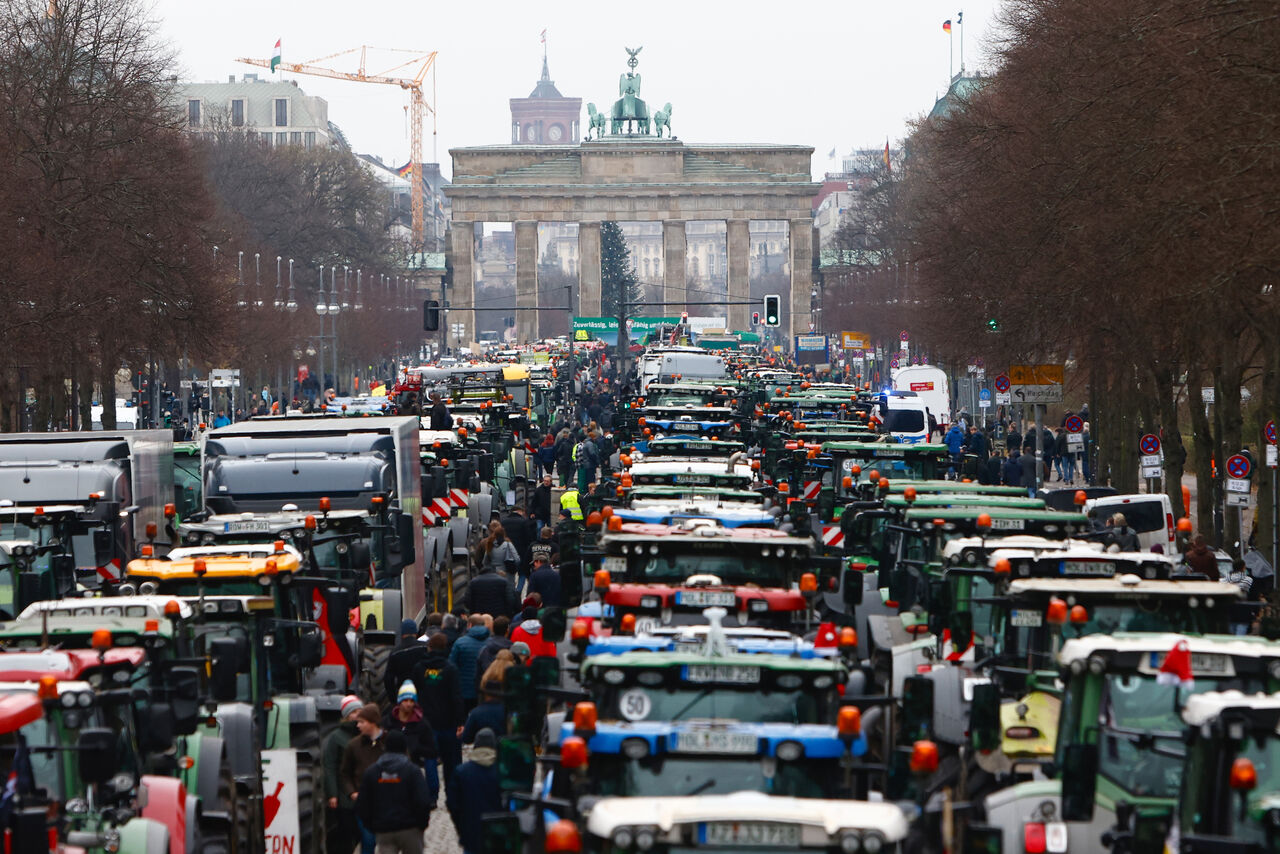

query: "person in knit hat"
xmin=381 ymin=680 xmax=439 ymax=806
xmin=447 ymin=728 xmax=501 ymax=854
xmin=340 ymin=703 xmax=387 ymax=854
xmin=323 ymin=694 xmax=363 ymax=854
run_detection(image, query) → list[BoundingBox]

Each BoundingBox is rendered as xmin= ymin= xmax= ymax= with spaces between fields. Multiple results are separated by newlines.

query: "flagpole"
xmin=958 ymin=11 xmax=965 ymax=73
xmin=949 ymin=28 xmax=953 ymax=81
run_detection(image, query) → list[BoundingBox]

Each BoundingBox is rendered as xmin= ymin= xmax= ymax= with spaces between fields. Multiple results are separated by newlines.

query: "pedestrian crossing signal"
xmin=764 ymin=294 xmax=781 ymax=327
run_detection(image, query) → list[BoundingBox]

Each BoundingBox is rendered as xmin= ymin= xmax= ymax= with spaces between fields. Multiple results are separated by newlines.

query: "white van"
xmin=878 ymin=390 xmax=930 ymax=445
xmin=892 ymin=365 xmax=950 ymax=432
xmin=1084 ymin=492 xmax=1175 ymax=553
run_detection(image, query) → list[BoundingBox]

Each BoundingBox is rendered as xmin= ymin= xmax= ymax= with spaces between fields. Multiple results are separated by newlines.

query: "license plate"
xmin=675 ymin=474 xmax=711 ymax=485
xmin=1147 ymin=651 xmax=1234 ymax=676
xmin=676 ymin=590 xmax=734 ymax=607
xmin=1061 ymin=560 xmax=1115 ymax=576
xmin=1010 ymin=609 xmax=1043 ymax=627
xmin=700 ymin=822 xmax=800 ymax=846
xmin=224 ymin=520 xmax=272 ymax=533
xmin=602 ymin=557 xmax=627 ymax=575
xmin=989 ymin=518 xmax=1025 ymax=531
xmin=672 ymin=423 xmax=698 ymax=431
xmin=674 ymin=731 xmax=757 ymax=754
xmin=634 ymin=617 xmax=658 ymax=635
xmin=685 ymin=664 xmax=760 ymax=684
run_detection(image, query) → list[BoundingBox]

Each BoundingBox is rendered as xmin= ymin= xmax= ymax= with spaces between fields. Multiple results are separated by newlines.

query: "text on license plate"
xmin=700 ymin=822 xmax=801 ymax=846
xmin=1061 ymin=560 xmax=1116 ymax=576
xmin=675 ymin=474 xmax=711 ymax=484
xmin=676 ymin=590 xmax=735 ymax=607
xmin=989 ymin=518 xmax=1025 ymax=531
xmin=1010 ymin=609 xmax=1043 ymax=627
xmin=685 ymin=664 xmax=760 ymax=684
xmin=672 ymin=423 xmax=699 ymax=431
xmin=1148 ymin=651 xmax=1233 ymax=676
xmin=674 ymin=731 xmax=758 ymax=754
xmin=224 ymin=520 xmax=272 ymax=532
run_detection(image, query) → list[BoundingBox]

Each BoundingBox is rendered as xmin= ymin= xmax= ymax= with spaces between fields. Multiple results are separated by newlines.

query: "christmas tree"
xmin=600 ymin=221 xmax=643 ymax=320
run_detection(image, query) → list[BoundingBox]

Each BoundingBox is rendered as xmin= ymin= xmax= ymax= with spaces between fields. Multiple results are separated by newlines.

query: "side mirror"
xmin=208 ymin=637 xmax=241 ymax=702
xmin=496 ymin=736 xmax=536 ymax=792
xmin=969 ymin=682 xmax=1001 ymax=753
xmin=396 ymin=513 xmax=416 ymax=568
xmin=478 ymin=453 xmax=495 ymax=482
xmin=137 ymin=702 xmax=176 ymax=753
xmin=77 ymin=728 xmax=117 ymax=786
xmin=297 ymin=629 xmax=324 ymax=669
xmin=92 ymin=529 xmax=114 ymax=565
xmin=50 ymin=555 xmax=76 ymax=599
xmin=842 ymin=567 xmax=864 ymax=606
xmin=347 ymin=541 xmax=372 ymax=574
xmin=167 ymin=665 xmax=202 ymax=736
xmin=540 ymin=607 xmax=566 ymax=643
xmin=1060 ymin=742 xmax=1099 ymax=821
xmin=901 ymin=675 xmax=934 ymax=743
xmin=480 ymin=812 xmax=524 ymax=854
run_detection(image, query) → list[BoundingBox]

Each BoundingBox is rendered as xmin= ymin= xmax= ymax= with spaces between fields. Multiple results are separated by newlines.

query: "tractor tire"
xmin=359 ymin=643 xmax=393 ymax=711
xmin=291 ymin=726 xmax=324 ymax=854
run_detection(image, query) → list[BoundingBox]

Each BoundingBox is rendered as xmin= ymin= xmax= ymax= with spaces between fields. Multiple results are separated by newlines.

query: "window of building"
xmin=187 ymin=99 xmax=201 ymax=127
xmin=276 ymin=132 xmax=287 ymax=145
xmin=274 ymin=98 xmax=288 ymax=127
xmin=290 ymin=131 xmax=302 ymax=145
xmin=230 ymin=99 xmax=244 ymax=127
xmin=304 ymin=132 xmax=316 ymax=148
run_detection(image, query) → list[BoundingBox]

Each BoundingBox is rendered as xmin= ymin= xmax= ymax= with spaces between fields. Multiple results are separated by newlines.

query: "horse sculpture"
xmin=586 ymin=104 xmax=607 ymax=139
xmin=653 ymin=103 xmax=673 ymax=138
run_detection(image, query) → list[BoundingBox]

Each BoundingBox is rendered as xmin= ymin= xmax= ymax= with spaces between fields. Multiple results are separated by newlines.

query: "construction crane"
xmin=238 ymin=46 xmax=438 ymax=246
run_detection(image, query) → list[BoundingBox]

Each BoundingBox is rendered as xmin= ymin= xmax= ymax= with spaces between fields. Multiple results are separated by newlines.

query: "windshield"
xmin=600 ymin=685 xmax=823 ymax=725
xmin=638 ymin=554 xmax=789 ymax=587
xmin=884 ymin=409 xmax=925 ymax=434
xmin=591 ymin=754 xmax=833 ymax=798
xmin=173 ymin=458 xmax=202 ymax=520
xmin=1098 ymin=673 xmax=1223 ymax=799
xmin=840 ymin=456 xmax=935 ymax=480
xmin=849 ymin=515 xmax=886 ymax=558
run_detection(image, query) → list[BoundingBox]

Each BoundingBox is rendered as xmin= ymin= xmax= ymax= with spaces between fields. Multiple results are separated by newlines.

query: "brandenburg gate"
xmin=444 ymin=48 xmax=819 ymax=346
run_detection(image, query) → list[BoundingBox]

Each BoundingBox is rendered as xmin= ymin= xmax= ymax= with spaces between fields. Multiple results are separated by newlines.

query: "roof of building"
xmin=529 ymin=57 xmax=563 ymax=99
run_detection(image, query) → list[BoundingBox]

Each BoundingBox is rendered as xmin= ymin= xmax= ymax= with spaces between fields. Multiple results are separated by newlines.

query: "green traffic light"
xmin=987 ymin=318 xmax=999 ymax=331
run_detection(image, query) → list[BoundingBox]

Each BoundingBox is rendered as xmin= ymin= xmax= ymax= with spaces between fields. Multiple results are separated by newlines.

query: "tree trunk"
xmin=1215 ymin=346 xmax=1245 ymax=553
xmin=1256 ymin=346 xmax=1278 ymax=570
xmin=1153 ymin=363 xmax=1186 ymax=522
xmin=98 ymin=359 xmax=117 ymax=431
xmin=1187 ymin=378 xmax=1215 ymax=539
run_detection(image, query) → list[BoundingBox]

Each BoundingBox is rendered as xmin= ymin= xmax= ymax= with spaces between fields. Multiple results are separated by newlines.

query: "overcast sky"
xmin=155 ymin=0 xmax=1005 ymax=180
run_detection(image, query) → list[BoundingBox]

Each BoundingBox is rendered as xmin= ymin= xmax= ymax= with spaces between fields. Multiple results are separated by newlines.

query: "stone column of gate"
xmin=578 ymin=222 xmax=602 ymax=319
xmin=788 ymin=217 xmax=814 ymax=342
xmin=726 ymin=219 xmax=751 ymax=332
xmin=663 ymin=220 xmax=687 ymax=314
xmin=515 ymin=221 xmax=540 ymax=344
xmin=448 ymin=223 xmax=475 ymax=348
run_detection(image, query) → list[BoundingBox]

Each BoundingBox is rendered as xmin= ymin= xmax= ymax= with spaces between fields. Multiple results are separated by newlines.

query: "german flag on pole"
xmin=942 ymin=19 xmax=952 ymax=33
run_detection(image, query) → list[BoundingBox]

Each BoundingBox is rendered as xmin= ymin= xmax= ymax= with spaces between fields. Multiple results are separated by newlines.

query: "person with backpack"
xmin=355 ymin=730 xmax=431 ymax=854
xmin=574 ymin=431 xmax=601 ymax=494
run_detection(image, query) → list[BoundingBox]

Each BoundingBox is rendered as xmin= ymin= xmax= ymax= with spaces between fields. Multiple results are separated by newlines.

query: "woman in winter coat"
xmin=478 ymin=525 xmax=520 ymax=573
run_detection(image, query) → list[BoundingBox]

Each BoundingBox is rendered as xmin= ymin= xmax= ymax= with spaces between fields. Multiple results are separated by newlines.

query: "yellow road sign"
xmin=1009 ymin=365 xmax=1064 ymax=385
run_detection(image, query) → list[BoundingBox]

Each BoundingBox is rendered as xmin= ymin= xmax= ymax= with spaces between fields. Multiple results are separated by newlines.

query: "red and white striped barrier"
xmin=821 ymin=525 xmax=844 ymax=548
xmin=802 ymin=481 xmax=821 ymax=502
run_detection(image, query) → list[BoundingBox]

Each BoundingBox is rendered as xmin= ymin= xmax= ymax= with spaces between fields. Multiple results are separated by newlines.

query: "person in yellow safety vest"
xmin=559 ymin=488 xmax=583 ymax=521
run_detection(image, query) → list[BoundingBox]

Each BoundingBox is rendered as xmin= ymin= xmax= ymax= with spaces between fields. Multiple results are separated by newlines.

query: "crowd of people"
xmin=941 ymin=407 xmax=1094 ymax=494
xmin=323 ymin=603 xmax=558 ymax=854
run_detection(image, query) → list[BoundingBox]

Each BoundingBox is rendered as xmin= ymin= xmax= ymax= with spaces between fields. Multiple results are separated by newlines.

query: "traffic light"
xmin=987 ymin=317 xmax=999 ymax=332
xmin=763 ymin=294 xmax=781 ymax=327
xmin=423 ymin=299 xmax=440 ymax=331
xmin=752 ymin=311 xmax=761 ymax=325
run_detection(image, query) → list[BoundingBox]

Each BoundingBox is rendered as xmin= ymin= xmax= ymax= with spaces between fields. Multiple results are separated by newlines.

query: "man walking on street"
xmin=340 ymin=703 xmax=388 ymax=854
xmin=323 ymin=695 xmax=363 ymax=854
xmin=447 ymin=728 xmax=502 ymax=854
xmin=356 ymin=730 xmax=431 ymax=854
xmin=448 ymin=615 xmax=491 ymax=711
xmin=413 ymin=634 xmax=464 ymax=798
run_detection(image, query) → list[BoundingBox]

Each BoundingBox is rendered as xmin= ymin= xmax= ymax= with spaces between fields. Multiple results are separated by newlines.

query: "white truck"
xmin=892 ymin=364 xmax=950 ymax=435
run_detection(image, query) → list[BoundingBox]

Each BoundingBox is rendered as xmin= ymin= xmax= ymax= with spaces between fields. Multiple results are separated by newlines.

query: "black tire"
xmin=359 ymin=643 xmax=393 ymax=711
xmin=291 ymin=725 xmax=324 ymax=854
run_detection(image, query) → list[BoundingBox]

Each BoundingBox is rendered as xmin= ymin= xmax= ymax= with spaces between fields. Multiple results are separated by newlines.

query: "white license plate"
xmin=676 ymin=590 xmax=734 ymax=607
xmin=989 ymin=518 xmax=1025 ymax=531
xmin=1062 ymin=560 xmax=1115 ymax=576
xmin=685 ymin=664 xmax=760 ymax=684
xmin=224 ymin=520 xmax=272 ymax=533
xmin=602 ymin=557 xmax=627 ymax=574
xmin=674 ymin=730 xmax=757 ymax=754
xmin=1010 ymin=609 xmax=1043 ymax=627
xmin=675 ymin=474 xmax=711 ymax=484
xmin=1148 ymin=651 xmax=1234 ymax=676
xmin=672 ymin=423 xmax=699 ymax=431
xmin=700 ymin=822 xmax=800 ymax=846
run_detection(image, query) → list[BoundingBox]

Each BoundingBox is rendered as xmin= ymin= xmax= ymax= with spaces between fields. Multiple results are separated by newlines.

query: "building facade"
xmin=177 ymin=75 xmax=340 ymax=148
